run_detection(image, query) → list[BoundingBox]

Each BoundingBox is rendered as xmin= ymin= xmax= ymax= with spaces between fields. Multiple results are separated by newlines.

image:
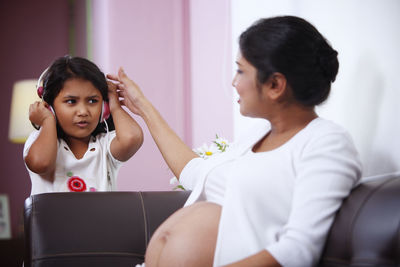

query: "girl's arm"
xmin=24 ymin=101 xmax=58 ymax=179
xmin=107 ymin=68 xmax=197 ymax=178
xmin=108 ymin=81 xmax=144 ymax=162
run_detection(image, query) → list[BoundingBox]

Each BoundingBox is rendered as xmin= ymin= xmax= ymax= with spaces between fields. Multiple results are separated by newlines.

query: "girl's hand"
xmin=29 ymin=101 xmax=55 ymax=127
xmin=106 ymin=80 xmax=121 ymax=112
xmin=106 ymin=68 xmax=147 ymax=116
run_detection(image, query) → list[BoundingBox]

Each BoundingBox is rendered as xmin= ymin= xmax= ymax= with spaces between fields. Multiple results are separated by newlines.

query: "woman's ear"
xmin=262 ymin=72 xmax=288 ymax=101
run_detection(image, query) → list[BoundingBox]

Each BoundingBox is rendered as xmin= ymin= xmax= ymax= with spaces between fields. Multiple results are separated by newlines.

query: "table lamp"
xmin=8 ymin=80 xmax=40 ymax=143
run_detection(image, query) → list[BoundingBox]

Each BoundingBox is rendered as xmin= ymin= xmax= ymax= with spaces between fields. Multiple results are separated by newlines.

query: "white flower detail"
xmin=170 ymin=177 xmax=179 ymax=185
xmin=172 ymin=134 xmax=230 ymax=190
xmin=214 ymin=135 xmax=229 ymax=152
xmin=193 ymin=143 xmax=219 ymax=158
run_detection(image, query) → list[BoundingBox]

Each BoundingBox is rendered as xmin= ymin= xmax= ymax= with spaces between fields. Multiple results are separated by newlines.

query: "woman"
xmin=108 ymin=16 xmax=361 ymax=267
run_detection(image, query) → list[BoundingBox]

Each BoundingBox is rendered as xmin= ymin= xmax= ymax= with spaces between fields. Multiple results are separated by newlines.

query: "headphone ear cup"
xmin=36 ymin=67 xmax=49 ymax=99
xmin=100 ymin=101 xmax=110 ymax=122
xmin=37 ymin=86 xmax=44 ymax=98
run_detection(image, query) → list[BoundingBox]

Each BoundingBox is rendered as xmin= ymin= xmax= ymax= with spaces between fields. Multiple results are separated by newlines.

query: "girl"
xmin=24 ymin=56 xmax=143 ymax=195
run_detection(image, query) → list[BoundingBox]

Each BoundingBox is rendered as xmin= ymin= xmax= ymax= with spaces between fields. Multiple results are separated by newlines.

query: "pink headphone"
xmin=36 ymin=68 xmax=110 ymax=123
xmin=99 ymin=101 xmax=110 ymax=123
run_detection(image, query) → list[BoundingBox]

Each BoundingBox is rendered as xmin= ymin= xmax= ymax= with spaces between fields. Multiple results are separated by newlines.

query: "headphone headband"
xmin=35 ymin=63 xmax=110 ymax=126
xmin=37 ymin=67 xmax=49 ymax=99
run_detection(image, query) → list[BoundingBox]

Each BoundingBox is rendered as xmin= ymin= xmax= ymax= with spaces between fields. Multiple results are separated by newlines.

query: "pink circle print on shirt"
xmin=67 ymin=176 xmax=87 ymax=192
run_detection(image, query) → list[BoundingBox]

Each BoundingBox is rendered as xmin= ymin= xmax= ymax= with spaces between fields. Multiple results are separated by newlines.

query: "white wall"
xmin=231 ymin=0 xmax=400 ymax=177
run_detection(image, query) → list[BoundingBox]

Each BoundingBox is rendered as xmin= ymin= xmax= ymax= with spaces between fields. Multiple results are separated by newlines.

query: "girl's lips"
xmin=76 ymin=122 xmax=89 ymax=127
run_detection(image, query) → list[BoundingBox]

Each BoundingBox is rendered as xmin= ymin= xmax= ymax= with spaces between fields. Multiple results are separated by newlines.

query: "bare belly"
xmin=145 ymin=201 xmax=222 ymax=267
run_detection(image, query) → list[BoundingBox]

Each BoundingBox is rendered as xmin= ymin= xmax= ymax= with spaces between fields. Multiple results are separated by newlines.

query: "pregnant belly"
xmin=145 ymin=201 xmax=222 ymax=267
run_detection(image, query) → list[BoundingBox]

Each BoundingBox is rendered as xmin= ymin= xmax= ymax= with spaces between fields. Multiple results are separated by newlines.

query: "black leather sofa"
xmin=23 ymin=175 xmax=400 ymax=267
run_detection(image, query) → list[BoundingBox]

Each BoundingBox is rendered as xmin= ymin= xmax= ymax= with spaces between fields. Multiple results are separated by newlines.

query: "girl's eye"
xmin=236 ymin=69 xmax=243 ymax=74
xmin=89 ymin=99 xmax=99 ymax=104
xmin=66 ymin=99 xmax=76 ymax=104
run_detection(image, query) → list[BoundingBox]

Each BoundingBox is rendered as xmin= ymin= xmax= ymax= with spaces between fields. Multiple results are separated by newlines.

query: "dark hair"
xmin=41 ymin=55 xmax=114 ymax=139
xmin=239 ymin=16 xmax=339 ymax=106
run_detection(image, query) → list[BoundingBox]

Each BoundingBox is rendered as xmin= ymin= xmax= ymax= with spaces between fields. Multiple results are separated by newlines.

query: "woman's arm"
xmin=108 ymin=81 xmax=144 ymax=162
xmin=24 ymin=101 xmax=58 ymax=179
xmin=107 ymin=68 xmax=198 ymax=178
xmin=264 ymin=132 xmax=361 ymax=266
xmin=223 ymin=250 xmax=281 ymax=267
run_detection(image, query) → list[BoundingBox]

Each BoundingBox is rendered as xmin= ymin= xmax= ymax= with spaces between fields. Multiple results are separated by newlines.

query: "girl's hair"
xmin=41 ymin=55 xmax=115 ymax=138
xmin=239 ymin=16 xmax=339 ymax=106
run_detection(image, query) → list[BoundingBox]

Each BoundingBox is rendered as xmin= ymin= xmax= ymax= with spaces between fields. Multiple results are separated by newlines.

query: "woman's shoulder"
xmin=303 ymin=117 xmax=351 ymax=139
xmin=299 ymin=117 xmax=358 ymax=154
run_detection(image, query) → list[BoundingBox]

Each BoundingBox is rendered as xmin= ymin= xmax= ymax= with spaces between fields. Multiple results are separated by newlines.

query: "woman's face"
xmin=53 ymin=78 xmax=103 ymax=143
xmin=232 ymin=53 xmax=267 ymax=118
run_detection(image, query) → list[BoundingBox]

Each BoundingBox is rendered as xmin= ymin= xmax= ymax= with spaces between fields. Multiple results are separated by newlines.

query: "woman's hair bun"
xmin=317 ymin=41 xmax=339 ymax=83
xmin=239 ymin=16 xmax=340 ymax=106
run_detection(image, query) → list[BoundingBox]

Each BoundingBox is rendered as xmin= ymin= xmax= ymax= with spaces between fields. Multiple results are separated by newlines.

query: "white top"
xmin=24 ymin=130 xmax=122 ymax=195
xmin=202 ymin=163 xmax=227 ymax=205
xmin=179 ymin=118 xmax=362 ymax=267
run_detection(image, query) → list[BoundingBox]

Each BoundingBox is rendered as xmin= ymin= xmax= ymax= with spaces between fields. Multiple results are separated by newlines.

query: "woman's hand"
xmin=106 ymin=68 xmax=144 ymax=162
xmin=222 ymin=250 xmax=281 ymax=267
xmin=29 ymin=101 xmax=55 ymax=127
xmin=107 ymin=67 xmax=197 ymax=178
xmin=106 ymin=68 xmax=147 ymax=117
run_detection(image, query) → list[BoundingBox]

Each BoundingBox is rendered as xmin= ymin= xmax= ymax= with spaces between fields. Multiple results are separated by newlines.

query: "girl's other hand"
xmin=29 ymin=101 xmax=55 ymax=127
xmin=106 ymin=67 xmax=147 ymax=116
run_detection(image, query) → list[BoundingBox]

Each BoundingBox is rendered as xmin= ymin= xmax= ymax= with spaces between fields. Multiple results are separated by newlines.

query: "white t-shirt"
xmin=201 ymin=163 xmax=227 ymax=205
xmin=23 ymin=130 xmax=122 ymax=195
xmin=179 ymin=118 xmax=362 ymax=267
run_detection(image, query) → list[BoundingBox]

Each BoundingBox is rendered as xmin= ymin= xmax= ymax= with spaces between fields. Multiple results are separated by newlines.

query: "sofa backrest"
xmin=24 ymin=175 xmax=400 ymax=267
xmin=319 ymin=174 xmax=400 ymax=266
xmin=24 ymin=191 xmax=190 ymax=267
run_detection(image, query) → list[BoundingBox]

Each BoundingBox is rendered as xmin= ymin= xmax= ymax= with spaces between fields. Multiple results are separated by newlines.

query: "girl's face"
xmin=232 ymin=53 xmax=268 ymax=118
xmin=53 ymin=78 xmax=103 ymax=143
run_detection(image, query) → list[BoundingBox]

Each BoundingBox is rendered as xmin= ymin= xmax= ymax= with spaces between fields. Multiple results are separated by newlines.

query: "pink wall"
xmin=0 ymin=0 xmax=70 ymax=237
xmin=0 ymin=0 xmax=233 ymax=237
xmin=91 ymin=0 xmax=233 ymax=191
xmin=189 ymin=0 xmax=233 ymax=147
xmin=92 ymin=0 xmax=191 ymax=190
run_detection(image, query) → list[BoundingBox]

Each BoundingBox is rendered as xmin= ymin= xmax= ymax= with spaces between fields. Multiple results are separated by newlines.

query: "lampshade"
xmin=8 ymin=80 xmax=40 ymax=143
